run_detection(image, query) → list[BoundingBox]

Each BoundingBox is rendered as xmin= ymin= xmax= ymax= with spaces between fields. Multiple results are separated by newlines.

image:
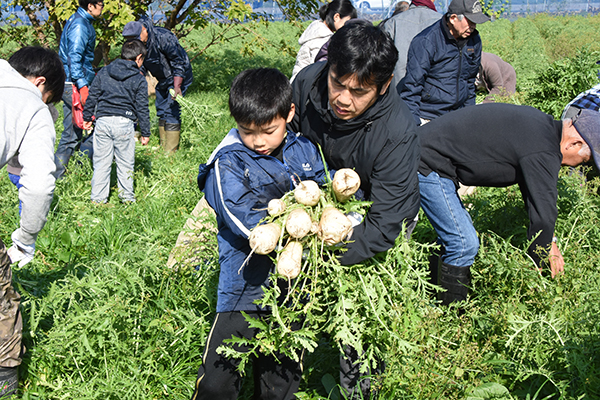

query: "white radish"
xmin=268 ymin=198 xmax=286 ymax=216
xmin=248 ymin=223 xmax=281 ymax=255
xmin=318 ymin=207 xmax=353 ymax=246
xmin=285 ymin=208 xmax=313 ymax=239
xmin=277 ymin=241 xmax=303 ymax=279
xmin=294 ymin=180 xmax=321 ymax=206
xmin=332 ymin=169 xmax=361 ymax=203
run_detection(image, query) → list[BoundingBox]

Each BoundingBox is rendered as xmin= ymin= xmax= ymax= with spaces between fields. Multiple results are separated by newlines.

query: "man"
xmin=418 ymin=103 xmax=600 ymax=305
xmin=290 ymin=20 xmax=420 ymax=399
xmin=401 ymin=0 xmax=489 ymax=125
xmin=0 ymin=46 xmax=65 ymax=398
xmin=122 ymin=17 xmax=194 ymax=153
xmin=476 ymin=52 xmax=517 ymax=102
xmin=55 ymin=0 xmax=104 ymax=178
xmin=381 ymin=0 xmax=440 ymax=91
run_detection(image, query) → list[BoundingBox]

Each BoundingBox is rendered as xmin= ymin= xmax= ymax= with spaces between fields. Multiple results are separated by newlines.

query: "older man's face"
xmin=448 ymin=14 xmax=476 ymax=39
xmin=327 ymin=67 xmax=390 ymax=120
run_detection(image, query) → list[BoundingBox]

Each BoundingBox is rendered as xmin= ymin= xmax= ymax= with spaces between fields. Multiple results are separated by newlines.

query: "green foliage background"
xmin=1 ymin=14 xmax=600 ymax=399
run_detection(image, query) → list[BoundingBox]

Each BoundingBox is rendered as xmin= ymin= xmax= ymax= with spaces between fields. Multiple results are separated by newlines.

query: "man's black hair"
xmin=319 ymin=0 xmax=357 ymax=31
xmin=122 ymin=39 xmax=147 ymax=61
xmin=79 ymin=0 xmax=103 ymax=9
xmin=327 ymin=20 xmax=398 ymax=92
xmin=8 ymin=46 xmax=65 ymax=104
xmin=229 ymin=68 xmax=292 ymax=127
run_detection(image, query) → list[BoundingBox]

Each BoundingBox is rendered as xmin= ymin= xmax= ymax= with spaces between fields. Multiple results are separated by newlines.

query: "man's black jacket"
xmin=290 ymin=62 xmax=421 ymax=265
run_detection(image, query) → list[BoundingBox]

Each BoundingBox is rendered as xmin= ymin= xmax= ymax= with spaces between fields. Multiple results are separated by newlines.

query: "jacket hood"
xmin=106 ymin=59 xmax=142 ymax=81
xmin=307 ymin=62 xmax=396 ymax=134
xmin=299 ymin=20 xmax=332 ymax=46
xmin=0 ymin=60 xmax=42 ymax=100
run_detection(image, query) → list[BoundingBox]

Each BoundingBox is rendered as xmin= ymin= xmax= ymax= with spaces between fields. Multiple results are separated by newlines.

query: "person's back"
xmin=83 ymin=40 xmax=150 ymax=204
xmin=192 ymin=68 xmax=329 ymax=400
xmin=380 ymin=0 xmax=441 ymax=89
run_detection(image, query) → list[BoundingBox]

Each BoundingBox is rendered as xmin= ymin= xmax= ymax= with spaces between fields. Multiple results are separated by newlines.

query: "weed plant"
xmin=0 ymin=18 xmax=600 ymax=400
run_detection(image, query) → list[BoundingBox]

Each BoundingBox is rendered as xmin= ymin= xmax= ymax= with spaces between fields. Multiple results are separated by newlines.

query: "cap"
xmin=572 ymin=109 xmax=600 ymax=171
xmin=122 ymin=21 xmax=143 ymax=39
xmin=447 ymin=0 xmax=490 ymax=24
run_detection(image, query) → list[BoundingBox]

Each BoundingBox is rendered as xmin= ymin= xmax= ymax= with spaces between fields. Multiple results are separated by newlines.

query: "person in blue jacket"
xmin=123 ymin=17 xmax=193 ymax=154
xmin=55 ymin=0 xmax=104 ymax=178
xmin=191 ymin=68 xmax=329 ymax=400
xmin=400 ymin=0 xmax=489 ymax=125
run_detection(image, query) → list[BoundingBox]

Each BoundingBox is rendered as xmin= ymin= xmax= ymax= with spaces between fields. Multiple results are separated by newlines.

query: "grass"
xmin=1 ymin=16 xmax=600 ymax=399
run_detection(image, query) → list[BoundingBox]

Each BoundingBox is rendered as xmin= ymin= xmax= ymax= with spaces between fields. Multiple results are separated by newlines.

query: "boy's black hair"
xmin=319 ymin=0 xmax=357 ymax=32
xmin=327 ymin=20 xmax=398 ymax=92
xmin=79 ymin=0 xmax=103 ymax=9
xmin=8 ymin=46 xmax=65 ymax=104
xmin=229 ymin=68 xmax=292 ymax=127
xmin=121 ymin=39 xmax=147 ymax=61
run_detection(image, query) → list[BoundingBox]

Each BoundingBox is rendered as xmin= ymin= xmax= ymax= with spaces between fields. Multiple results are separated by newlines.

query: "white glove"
xmin=346 ymin=211 xmax=364 ymax=228
xmin=7 ymin=238 xmax=35 ymax=267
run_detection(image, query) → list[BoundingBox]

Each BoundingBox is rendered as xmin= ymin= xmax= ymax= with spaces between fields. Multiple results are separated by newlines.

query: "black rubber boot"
xmin=438 ymin=262 xmax=471 ymax=306
xmin=0 ymin=367 xmax=18 ymax=398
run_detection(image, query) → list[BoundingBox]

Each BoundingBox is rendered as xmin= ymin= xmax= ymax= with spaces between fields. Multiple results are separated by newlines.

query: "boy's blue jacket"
xmin=83 ymin=59 xmax=150 ymax=137
xmin=197 ymin=129 xmax=329 ymax=313
xmin=58 ymin=7 xmax=97 ymax=89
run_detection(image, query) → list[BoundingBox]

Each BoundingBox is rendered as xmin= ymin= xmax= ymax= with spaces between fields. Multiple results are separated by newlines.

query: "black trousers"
xmin=191 ymin=311 xmax=303 ymax=400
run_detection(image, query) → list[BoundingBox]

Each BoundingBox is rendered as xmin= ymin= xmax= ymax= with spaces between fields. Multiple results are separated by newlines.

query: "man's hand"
xmin=172 ymin=76 xmax=183 ymax=99
xmin=79 ymin=85 xmax=89 ymax=106
xmin=7 ymin=239 xmax=35 ymax=268
xmin=140 ymin=136 xmax=150 ymax=146
xmin=549 ymin=241 xmax=564 ymax=278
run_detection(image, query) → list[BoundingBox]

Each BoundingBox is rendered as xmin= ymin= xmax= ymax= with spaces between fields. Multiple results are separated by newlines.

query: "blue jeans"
xmin=55 ymin=83 xmax=94 ymax=178
xmin=91 ymin=116 xmax=136 ymax=203
xmin=418 ymin=172 xmax=479 ymax=267
xmin=8 ymin=173 xmax=22 ymax=215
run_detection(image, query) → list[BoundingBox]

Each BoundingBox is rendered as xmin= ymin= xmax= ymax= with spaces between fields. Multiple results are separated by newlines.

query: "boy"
xmin=83 ymin=39 xmax=150 ymax=204
xmin=192 ymin=68 xmax=330 ymax=400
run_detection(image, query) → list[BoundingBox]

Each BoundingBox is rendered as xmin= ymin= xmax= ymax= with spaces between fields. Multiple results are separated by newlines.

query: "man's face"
xmin=327 ymin=68 xmax=390 ymax=121
xmin=448 ymin=14 xmax=476 ymax=39
xmin=237 ymin=105 xmax=295 ymax=156
xmin=140 ymin=27 xmax=148 ymax=43
xmin=87 ymin=1 xmax=104 ymax=18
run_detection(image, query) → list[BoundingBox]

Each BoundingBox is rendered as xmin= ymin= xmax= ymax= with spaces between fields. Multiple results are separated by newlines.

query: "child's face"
xmin=237 ymin=105 xmax=295 ymax=156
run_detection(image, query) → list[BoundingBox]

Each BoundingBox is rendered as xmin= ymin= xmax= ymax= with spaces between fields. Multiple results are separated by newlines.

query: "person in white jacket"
xmin=290 ymin=0 xmax=356 ymax=82
xmin=0 ymin=46 xmax=65 ymax=397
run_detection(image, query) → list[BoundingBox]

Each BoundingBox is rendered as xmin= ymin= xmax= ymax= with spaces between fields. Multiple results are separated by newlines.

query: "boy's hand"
xmin=82 ymin=121 xmax=93 ymax=130
xmin=140 ymin=136 xmax=150 ymax=146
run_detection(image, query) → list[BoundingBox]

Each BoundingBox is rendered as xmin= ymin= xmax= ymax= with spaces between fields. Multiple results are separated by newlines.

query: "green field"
xmin=1 ymin=14 xmax=600 ymax=399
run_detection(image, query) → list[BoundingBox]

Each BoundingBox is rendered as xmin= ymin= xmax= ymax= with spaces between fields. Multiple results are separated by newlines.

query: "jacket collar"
xmin=77 ymin=6 xmax=95 ymax=21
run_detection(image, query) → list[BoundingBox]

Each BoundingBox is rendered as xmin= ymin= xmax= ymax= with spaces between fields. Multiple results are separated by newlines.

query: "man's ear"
xmin=286 ymin=103 xmax=296 ymax=123
xmin=379 ymin=75 xmax=393 ymax=95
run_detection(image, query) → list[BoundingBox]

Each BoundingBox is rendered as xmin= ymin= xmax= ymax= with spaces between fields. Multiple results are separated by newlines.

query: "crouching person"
xmin=0 ymin=46 xmax=65 ymax=397
xmin=418 ymin=103 xmax=600 ymax=305
xmin=191 ymin=68 xmax=331 ymax=399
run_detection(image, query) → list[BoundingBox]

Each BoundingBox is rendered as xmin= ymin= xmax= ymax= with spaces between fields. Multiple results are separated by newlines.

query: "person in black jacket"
xmin=82 ymin=40 xmax=150 ymax=204
xmin=400 ymin=0 xmax=489 ymax=125
xmin=289 ymin=20 xmax=420 ymax=400
xmin=123 ymin=17 xmax=193 ymax=153
xmin=418 ymin=104 xmax=600 ymax=305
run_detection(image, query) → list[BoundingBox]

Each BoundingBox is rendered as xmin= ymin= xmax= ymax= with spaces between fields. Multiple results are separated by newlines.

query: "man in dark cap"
xmin=122 ymin=18 xmax=193 ymax=153
xmin=418 ymin=103 xmax=600 ymax=305
xmin=401 ymin=0 xmax=490 ymax=125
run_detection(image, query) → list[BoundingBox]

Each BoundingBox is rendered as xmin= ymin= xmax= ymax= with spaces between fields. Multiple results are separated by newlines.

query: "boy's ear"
xmin=286 ymin=103 xmax=295 ymax=123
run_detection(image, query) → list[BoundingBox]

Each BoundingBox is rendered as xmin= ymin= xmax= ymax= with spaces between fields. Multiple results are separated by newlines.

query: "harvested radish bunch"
xmin=294 ymin=180 xmax=321 ymax=206
xmin=317 ymin=206 xmax=353 ymax=246
xmin=285 ymin=208 xmax=313 ymax=239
